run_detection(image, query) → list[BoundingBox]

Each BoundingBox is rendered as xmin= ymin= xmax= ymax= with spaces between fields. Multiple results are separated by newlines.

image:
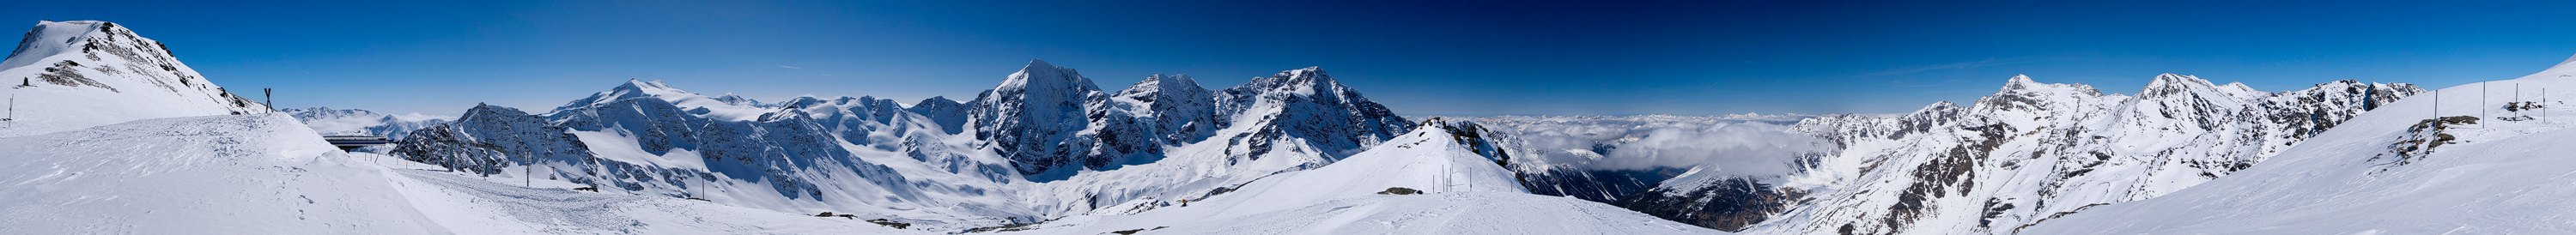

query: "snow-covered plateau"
xmin=9 ymin=19 xmax=2573 ymax=235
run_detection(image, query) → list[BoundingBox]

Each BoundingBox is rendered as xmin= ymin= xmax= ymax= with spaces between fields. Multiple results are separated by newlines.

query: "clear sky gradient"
xmin=7 ymin=0 xmax=2573 ymax=117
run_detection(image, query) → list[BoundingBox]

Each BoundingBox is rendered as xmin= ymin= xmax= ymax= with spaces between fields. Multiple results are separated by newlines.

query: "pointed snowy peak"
xmin=611 ymin=79 xmax=689 ymax=95
xmin=1235 ymin=66 xmax=1343 ymax=92
xmin=993 ymin=59 xmax=1102 ymax=93
xmin=2515 ymin=53 xmax=2576 ymax=80
xmin=971 ymin=59 xmax=1108 ymax=176
xmin=4 ymin=21 xmax=166 ymax=69
xmin=1990 ymin=74 xmax=2101 ymax=95
xmin=0 ymin=21 xmax=271 ymax=136
xmin=2147 ymin=73 xmax=2212 ymax=87
xmin=2140 ymin=73 xmax=2225 ymax=98
xmin=552 ymin=80 xmax=775 ymax=121
xmin=1909 ymin=100 xmax=1962 ymax=117
xmin=1119 ymin=74 xmax=1210 ymax=97
xmin=2002 ymin=74 xmax=2040 ymax=90
xmin=1210 ymin=66 xmax=1413 ymax=162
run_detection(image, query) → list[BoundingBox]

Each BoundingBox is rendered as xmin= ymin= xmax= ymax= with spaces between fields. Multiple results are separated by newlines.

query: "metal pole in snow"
xmin=525 ymin=149 xmax=532 ymax=187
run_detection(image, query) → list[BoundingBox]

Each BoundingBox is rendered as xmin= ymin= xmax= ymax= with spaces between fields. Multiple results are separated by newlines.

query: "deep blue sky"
xmin=8 ymin=1 xmax=2574 ymax=116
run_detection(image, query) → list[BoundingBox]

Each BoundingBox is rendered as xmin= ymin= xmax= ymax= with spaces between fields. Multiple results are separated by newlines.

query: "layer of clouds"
xmin=1449 ymin=115 xmax=1826 ymax=177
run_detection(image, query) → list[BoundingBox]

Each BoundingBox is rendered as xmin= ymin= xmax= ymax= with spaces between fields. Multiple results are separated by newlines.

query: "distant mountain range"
xmin=18 ymin=20 xmax=2573 ymax=235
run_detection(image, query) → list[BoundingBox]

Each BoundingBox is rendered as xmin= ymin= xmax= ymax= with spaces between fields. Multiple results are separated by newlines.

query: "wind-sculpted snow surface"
xmin=0 ymin=114 xmax=929 ymax=234
xmin=0 ymin=21 xmax=270 ymax=136
xmin=0 ymin=114 xmax=446 ymax=234
xmin=2020 ymin=54 xmax=2576 ymax=234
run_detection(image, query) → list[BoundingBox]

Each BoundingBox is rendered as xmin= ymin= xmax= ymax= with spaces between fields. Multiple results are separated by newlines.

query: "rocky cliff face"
xmin=969 ymin=59 xmax=1108 ymax=178
xmin=1211 ymin=67 xmax=1413 ymax=166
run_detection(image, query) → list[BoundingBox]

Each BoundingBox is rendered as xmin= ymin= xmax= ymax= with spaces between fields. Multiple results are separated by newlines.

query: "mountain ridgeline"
xmin=386 ymin=59 xmax=1413 ymax=222
xmin=1471 ymin=75 xmax=2423 ymax=234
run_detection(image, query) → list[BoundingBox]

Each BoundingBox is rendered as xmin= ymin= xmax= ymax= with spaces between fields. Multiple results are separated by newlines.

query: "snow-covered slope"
xmin=1694 ymin=75 xmax=2422 ymax=235
xmin=0 ymin=21 xmax=270 ymax=136
xmin=0 ymin=114 xmax=917 ymax=234
xmin=397 ymin=81 xmax=1034 ymax=226
xmin=2020 ymin=54 xmax=2576 ymax=234
xmin=983 ymin=120 xmax=1725 ymax=235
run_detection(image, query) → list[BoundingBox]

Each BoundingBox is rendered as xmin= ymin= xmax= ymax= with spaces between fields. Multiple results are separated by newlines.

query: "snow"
xmin=0 ymin=113 xmax=929 ymax=234
xmin=2020 ymin=54 xmax=2576 ymax=234
xmin=0 ymin=21 xmax=272 ymax=137
xmin=986 ymin=124 xmax=1726 ymax=234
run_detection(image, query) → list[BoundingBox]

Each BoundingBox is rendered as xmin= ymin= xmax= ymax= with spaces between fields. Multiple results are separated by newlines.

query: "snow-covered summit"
xmin=0 ymin=21 xmax=270 ymax=136
xmin=973 ymin=59 xmax=1109 ymax=176
xmin=1213 ymin=66 xmax=1412 ymax=161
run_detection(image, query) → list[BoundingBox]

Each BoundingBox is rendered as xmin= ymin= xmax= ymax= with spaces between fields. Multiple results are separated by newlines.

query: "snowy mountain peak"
xmin=1252 ymin=66 xmax=1337 ymax=89
xmin=1123 ymin=74 xmax=1205 ymax=96
xmin=973 ymin=59 xmax=1108 ymax=177
xmin=2004 ymin=74 xmax=2038 ymax=88
xmin=612 ymin=79 xmax=685 ymax=94
xmin=0 ymin=21 xmax=272 ymax=136
xmin=2141 ymin=73 xmax=2223 ymax=97
xmin=1911 ymin=100 xmax=1961 ymax=116
xmin=2148 ymin=73 xmax=2207 ymax=87
xmin=5 ymin=21 xmax=129 ymax=69
xmin=998 ymin=59 xmax=1098 ymax=92
xmin=1996 ymin=74 xmax=2106 ymax=97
